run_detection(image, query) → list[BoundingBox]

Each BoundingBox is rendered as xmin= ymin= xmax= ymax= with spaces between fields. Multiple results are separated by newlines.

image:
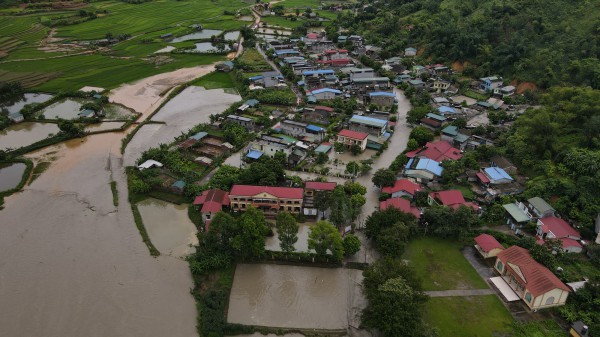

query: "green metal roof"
xmin=503 ymin=204 xmax=530 ymax=223
xmin=527 ymin=197 xmax=555 ymax=214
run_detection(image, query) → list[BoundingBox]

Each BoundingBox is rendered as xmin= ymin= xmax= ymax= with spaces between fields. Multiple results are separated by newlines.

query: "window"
xmin=525 ymin=292 xmax=532 ymax=303
xmin=241 ymin=204 xmax=246 ymax=209
xmin=545 ymin=297 xmax=555 ymax=305
xmin=205 ymin=214 xmax=211 ymax=220
xmin=496 ymin=261 xmax=503 ymax=271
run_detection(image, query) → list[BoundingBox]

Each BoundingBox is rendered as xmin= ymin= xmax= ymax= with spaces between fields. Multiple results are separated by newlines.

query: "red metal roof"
xmin=430 ymin=190 xmax=465 ymax=206
xmin=314 ymin=105 xmax=334 ymax=112
xmin=382 ymin=179 xmax=421 ymax=196
xmin=305 ymin=181 xmax=337 ymax=191
xmin=418 ymin=140 xmax=463 ymax=161
xmin=338 ymin=129 xmax=368 ymax=140
xmin=474 ymin=234 xmax=504 ymax=253
xmin=306 ymin=33 xmax=319 ymax=39
xmin=420 ymin=118 xmax=442 ymax=128
xmin=476 ymin=172 xmax=491 ymax=184
xmin=496 ymin=246 xmax=570 ymax=297
xmin=193 ymin=189 xmax=229 ymax=213
xmin=379 ymin=198 xmax=421 ymax=218
xmin=560 ymin=238 xmax=582 ymax=249
xmin=538 ymin=217 xmax=580 ymax=239
xmin=230 ymin=185 xmax=304 ymax=199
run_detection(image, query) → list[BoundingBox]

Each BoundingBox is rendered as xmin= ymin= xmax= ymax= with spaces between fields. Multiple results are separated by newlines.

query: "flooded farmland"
xmin=85 ymin=121 xmax=125 ymax=133
xmin=171 ymin=29 xmax=223 ymax=42
xmin=0 ymin=122 xmax=60 ymax=150
xmin=227 ymin=264 xmax=365 ymax=330
xmin=0 ymin=93 xmax=53 ymax=114
xmin=41 ymin=98 xmax=93 ymax=120
xmin=137 ymin=198 xmax=198 ymax=257
xmin=123 ymin=86 xmax=240 ymax=166
xmin=193 ymin=42 xmax=231 ymax=53
xmin=0 ymin=162 xmax=26 ymax=192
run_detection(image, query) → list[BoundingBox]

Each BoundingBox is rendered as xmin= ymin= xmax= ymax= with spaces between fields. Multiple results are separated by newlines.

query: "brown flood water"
xmin=265 ymin=222 xmax=313 ymax=252
xmin=0 ymin=122 xmax=60 ymax=151
xmin=137 ymin=198 xmax=198 ymax=257
xmin=227 ymin=264 xmax=365 ymax=330
xmin=0 ymin=162 xmax=26 ymax=192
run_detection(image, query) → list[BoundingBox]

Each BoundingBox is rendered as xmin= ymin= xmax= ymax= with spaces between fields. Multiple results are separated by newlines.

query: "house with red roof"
xmin=536 ymin=217 xmax=583 ymax=253
xmin=494 ymin=246 xmax=570 ymax=310
xmin=406 ymin=140 xmax=463 ymax=162
xmin=427 ymin=190 xmax=480 ymax=212
xmin=381 ymin=179 xmax=422 ymax=199
xmin=336 ymin=129 xmax=369 ymax=151
xmin=229 ymin=185 xmax=304 ymax=216
xmin=474 ymin=234 xmax=504 ymax=258
xmin=193 ymin=189 xmax=229 ymax=228
xmin=379 ymin=197 xmax=421 ymax=218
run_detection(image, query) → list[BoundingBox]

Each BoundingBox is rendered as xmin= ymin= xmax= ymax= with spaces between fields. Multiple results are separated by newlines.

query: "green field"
xmin=261 ymin=15 xmax=305 ymax=29
xmin=425 ymin=295 xmax=513 ymax=337
xmin=190 ymin=71 xmax=235 ymax=89
xmin=0 ymin=0 xmax=250 ymax=91
xmin=403 ymin=237 xmax=488 ymax=291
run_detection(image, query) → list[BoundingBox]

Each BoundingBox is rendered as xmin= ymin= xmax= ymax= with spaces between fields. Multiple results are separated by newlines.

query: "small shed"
xmin=474 ymin=234 xmax=504 ymax=258
xmin=170 ymin=180 xmax=186 ymax=194
xmin=138 ymin=160 xmax=163 ymax=170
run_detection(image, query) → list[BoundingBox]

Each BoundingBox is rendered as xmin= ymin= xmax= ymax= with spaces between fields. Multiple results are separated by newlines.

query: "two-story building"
xmin=229 ymin=185 xmax=304 ymax=216
xmin=349 ymin=115 xmax=387 ymax=137
xmin=479 ymin=76 xmax=503 ymax=93
xmin=307 ymin=88 xmax=342 ymax=101
xmin=226 ymin=115 xmax=255 ymax=131
xmin=368 ymin=91 xmax=396 ymax=107
xmin=301 ymin=105 xmax=334 ymax=125
xmin=336 ymin=129 xmax=368 ymax=151
xmin=280 ymin=119 xmax=308 ymax=138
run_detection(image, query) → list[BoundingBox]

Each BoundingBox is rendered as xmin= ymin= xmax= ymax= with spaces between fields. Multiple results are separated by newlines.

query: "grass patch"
xmin=110 ymin=181 xmax=118 ymax=207
xmin=29 ymin=161 xmax=51 ymax=184
xmin=188 ymin=204 xmax=203 ymax=227
xmin=445 ymin=184 xmax=475 ymax=200
xmin=237 ymin=48 xmax=272 ymax=72
xmin=190 ymin=71 xmax=235 ymax=89
xmin=261 ymin=15 xmax=304 ymax=28
xmin=424 ymin=295 xmax=513 ymax=337
xmin=403 ymin=237 xmax=488 ymax=290
xmin=464 ymin=90 xmax=488 ymax=101
xmin=147 ymin=190 xmax=186 ymax=204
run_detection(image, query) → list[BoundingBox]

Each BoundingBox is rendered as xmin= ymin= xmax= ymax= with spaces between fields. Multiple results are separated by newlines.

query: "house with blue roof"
xmin=404 ymin=158 xmax=443 ymax=181
xmin=170 ymin=180 xmax=186 ymax=194
xmin=479 ymin=76 xmax=503 ymax=92
xmin=480 ymin=167 xmax=514 ymax=185
xmin=302 ymin=69 xmax=335 ymax=77
xmin=349 ymin=114 xmax=388 ymax=136
xmin=275 ymin=49 xmax=301 ymax=57
xmin=307 ymin=88 xmax=342 ymax=101
xmin=369 ymin=91 xmax=396 ymax=106
xmin=438 ymin=106 xmax=457 ymax=115
xmin=405 ymin=47 xmax=417 ymax=56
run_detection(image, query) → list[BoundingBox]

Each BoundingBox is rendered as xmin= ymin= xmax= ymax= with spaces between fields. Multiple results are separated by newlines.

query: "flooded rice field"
xmin=265 ymin=222 xmax=314 ymax=252
xmin=0 ymin=162 xmax=26 ymax=192
xmin=137 ymin=198 xmax=198 ymax=257
xmin=257 ymin=28 xmax=292 ymax=36
xmin=40 ymin=98 xmax=93 ymax=120
xmin=0 ymin=122 xmax=60 ymax=150
xmin=85 ymin=121 xmax=125 ymax=133
xmin=123 ymin=86 xmax=240 ymax=166
xmin=0 ymin=93 xmax=53 ymax=114
xmin=227 ymin=264 xmax=365 ymax=329
xmin=224 ymin=31 xmax=240 ymax=41
xmin=193 ymin=42 xmax=231 ymax=53
xmin=172 ymin=29 xmax=223 ymax=42
xmin=103 ymin=104 xmax=137 ymax=120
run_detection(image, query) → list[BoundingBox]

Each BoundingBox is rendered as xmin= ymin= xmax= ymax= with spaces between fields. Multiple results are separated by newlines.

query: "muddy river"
xmin=0 ymin=162 xmax=26 ymax=192
xmin=137 ymin=198 xmax=198 ymax=257
xmin=227 ymin=264 xmax=365 ymax=330
xmin=123 ymin=86 xmax=240 ymax=166
xmin=0 ymin=122 xmax=60 ymax=150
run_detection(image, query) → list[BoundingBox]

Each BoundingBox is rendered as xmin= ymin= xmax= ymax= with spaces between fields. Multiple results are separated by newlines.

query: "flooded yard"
xmin=124 ymin=86 xmax=240 ymax=166
xmin=227 ymin=264 xmax=365 ymax=330
xmin=0 ymin=122 xmax=60 ymax=150
xmin=1 ymin=93 xmax=53 ymax=114
xmin=137 ymin=198 xmax=198 ymax=257
xmin=265 ymin=222 xmax=314 ymax=252
xmin=0 ymin=162 xmax=27 ymax=192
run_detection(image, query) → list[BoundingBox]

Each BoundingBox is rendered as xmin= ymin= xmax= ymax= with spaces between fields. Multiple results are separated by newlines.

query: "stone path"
xmin=425 ymin=289 xmax=496 ymax=297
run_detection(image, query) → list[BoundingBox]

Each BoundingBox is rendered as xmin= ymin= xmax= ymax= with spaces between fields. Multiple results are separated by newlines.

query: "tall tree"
xmin=372 ymin=168 xmax=396 ymax=188
xmin=308 ymin=220 xmax=344 ymax=261
xmin=329 ymin=186 xmax=350 ymax=229
xmin=232 ymin=206 xmax=268 ymax=260
xmin=314 ymin=190 xmax=331 ymax=218
xmin=275 ymin=211 xmax=299 ymax=253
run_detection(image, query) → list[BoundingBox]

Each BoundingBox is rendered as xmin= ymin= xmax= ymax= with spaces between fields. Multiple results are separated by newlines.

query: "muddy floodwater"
xmin=224 ymin=31 xmax=240 ymax=41
xmin=193 ymin=42 xmax=231 ymax=53
xmin=41 ymin=98 xmax=94 ymax=120
xmin=0 ymin=162 xmax=26 ymax=192
xmin=1 ymin=93 xmax=53 ymax=114
xmin=85 ymin=121 xmax=125 ymax=132
xmin=227 ymin=264 xmax=365 ymax=329
xmin=0 ymin=122 xmax=60 ymax=150
xmin=124 ymin=86 xmax=240 ymax=166
xmin=137 ymin=198 xmax=198 ymax=257
xmin=265 ymin=222 xmax=314 ymax=252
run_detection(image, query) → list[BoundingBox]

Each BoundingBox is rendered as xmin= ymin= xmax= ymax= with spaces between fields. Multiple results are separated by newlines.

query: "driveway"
xmin=463 ymin=246 xmax=495 ymax=280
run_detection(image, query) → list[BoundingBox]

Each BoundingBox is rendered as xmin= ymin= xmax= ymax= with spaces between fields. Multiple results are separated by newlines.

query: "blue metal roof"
xmin=405 ymin=158 xmax=414 ymax=170
xmin=369 ymin=91 xmax=395 ymax=97
xmin=438 ymin=106 xmax=457 ymax=114
xmin=246 ymin=150 xmax=263 ymax=160
xmin=190 ymin=131 xmax=208 ymax=140
xmin=484 ymin=167 xmax=513 ymax=181
xmin=311 ymin=88 xmax=341 ymax=95
xmin=315 ymin=144 xmax=332 ymax=153
xmin=302 ymin=69 xmax=335 ymax=76
xmin=306 ymin=124 xmax=324 ymax=132
xmin=249 ymin=75 xmax=264 ymax=81
xmin=415 ymin=158 xmax=443 ymax=176
xmin=245 ymin=99 xmax=260 ymax=106
xmin=297 ymin=81 xmax=305 ymax=86
xmin=350 ymin=115 xmax=387 ymax=127
xmin=275 ymin=49 xmax=300 ymax=55
xmin=172 ymin=180 xmax=186 ymax=189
